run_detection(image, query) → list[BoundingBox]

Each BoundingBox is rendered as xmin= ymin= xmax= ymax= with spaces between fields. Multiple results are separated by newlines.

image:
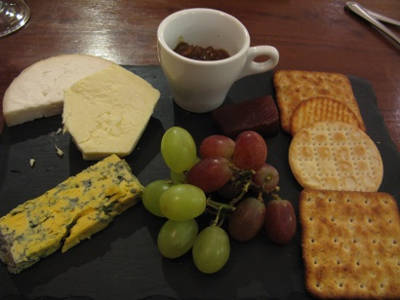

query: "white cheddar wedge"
xmin=3 ymin=54 xmax=114 ymax=126
xmin=62 ymin=64 xmax=160 ymax=161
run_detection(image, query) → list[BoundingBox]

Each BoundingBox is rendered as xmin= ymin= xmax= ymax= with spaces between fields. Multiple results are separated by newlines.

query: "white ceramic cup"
xmin=157 ymin=8 xmax=279 ymax=113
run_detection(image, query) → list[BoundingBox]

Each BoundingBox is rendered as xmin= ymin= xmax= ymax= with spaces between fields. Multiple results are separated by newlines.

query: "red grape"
xmin=252 ymin=163 xmax=279 ymax=193
xmin=233 ymin=131 xmax=267 ymax=171
xmin=217 ymin=181 xmax=243 ymax=199
xmin=228 ymin=197 xmax=266 ymax=242
xmin=264 ymin=199 xmax=296 ymax=245
xmin=187 ymin=157 xmax=233 ymax=193
xmin=199 ymin=135 xmax=235 ymax=160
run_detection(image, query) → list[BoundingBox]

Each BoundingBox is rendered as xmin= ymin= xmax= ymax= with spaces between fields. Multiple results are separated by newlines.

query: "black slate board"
xmin=0 ymin=66 xmax=399 ymax=300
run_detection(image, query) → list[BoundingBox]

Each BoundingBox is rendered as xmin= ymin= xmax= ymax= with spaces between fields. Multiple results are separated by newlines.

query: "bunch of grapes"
xmin=142 ymin=126 xmax=296 ymax=274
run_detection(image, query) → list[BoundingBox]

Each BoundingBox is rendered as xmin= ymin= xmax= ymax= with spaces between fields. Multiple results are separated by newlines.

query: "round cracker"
xmin=290 ymin=97 xmax=364 ymax=136
xmin=289 ymin=121 xmax=383 ymax=192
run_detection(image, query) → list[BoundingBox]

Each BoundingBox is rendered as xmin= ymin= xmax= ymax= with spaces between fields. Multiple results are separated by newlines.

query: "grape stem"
xmin=207 ymin=198 xmax=235 ymax=211
xmin=270 ymin=193 xmax=281 ymax=200
xmin=211 ymin=207 xmax=228 ymax=227
xmin=206 ymin=198 xmax=235 ymax=227
xmin=230 ymin=167 xmax=255 ymax=180
xmin=229 ymin=181 xmax=251 ymax=206
xmin=251 ymin=181 xmax=280 ymax=195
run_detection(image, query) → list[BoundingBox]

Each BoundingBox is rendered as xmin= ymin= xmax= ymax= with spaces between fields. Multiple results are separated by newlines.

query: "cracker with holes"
xmin=273 ymin=70 xmax=366 ymax=133
xmin=290 ymin=97 xmax=364 ymax=136
xmin=299 ymin=189 xmax=400 ymax=299
xmin=289 ymin=121 xmax=383 ymax=192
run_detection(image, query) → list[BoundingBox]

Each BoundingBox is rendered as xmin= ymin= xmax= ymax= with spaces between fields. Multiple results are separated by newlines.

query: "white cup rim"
xmin=157 ymin=8 xmax=250 ymax=65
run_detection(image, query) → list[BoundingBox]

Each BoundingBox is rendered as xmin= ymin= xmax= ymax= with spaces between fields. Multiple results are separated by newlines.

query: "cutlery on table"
xmin=345 ymin=2 xmax=400 ymax=46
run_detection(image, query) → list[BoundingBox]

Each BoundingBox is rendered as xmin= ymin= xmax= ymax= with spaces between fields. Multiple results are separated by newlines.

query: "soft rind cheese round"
xmin=62 ymin=64 xmax=160 ymax=161
xmin=3 ymin=54 xmax=114 ymax=126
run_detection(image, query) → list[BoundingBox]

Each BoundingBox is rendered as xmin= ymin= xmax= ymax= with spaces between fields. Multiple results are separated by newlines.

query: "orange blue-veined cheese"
xmin=0 ymin=154 xmax=143 ymax=274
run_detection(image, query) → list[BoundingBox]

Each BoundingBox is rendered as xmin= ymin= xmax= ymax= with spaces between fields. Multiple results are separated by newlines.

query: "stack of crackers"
xmin=274 ymin=70 xmax=383 ymax=192
xmin=273 ymin=70 xmax=400 ymax=299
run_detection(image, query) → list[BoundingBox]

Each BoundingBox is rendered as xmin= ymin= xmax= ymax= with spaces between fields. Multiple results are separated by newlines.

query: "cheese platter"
xmin=0 ymin=64 xmax=399 ymax=299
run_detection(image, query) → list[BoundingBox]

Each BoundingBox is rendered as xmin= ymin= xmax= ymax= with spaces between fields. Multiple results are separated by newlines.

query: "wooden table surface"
xmin=0 ymin=0 xmax=399 ymax=151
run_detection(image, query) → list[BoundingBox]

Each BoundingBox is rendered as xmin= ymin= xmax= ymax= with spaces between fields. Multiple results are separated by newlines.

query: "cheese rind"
xmin=3 ymin=54 xmax=114 ymax=126
xmin=62 ymin=64 xmax=160 ymax=161
xmin=0 ymin=154 xmax=143 ymax=274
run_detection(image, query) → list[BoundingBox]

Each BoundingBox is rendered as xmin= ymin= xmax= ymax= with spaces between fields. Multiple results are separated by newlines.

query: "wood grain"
xmin=0 ymin=0 xmax=399 ymax=150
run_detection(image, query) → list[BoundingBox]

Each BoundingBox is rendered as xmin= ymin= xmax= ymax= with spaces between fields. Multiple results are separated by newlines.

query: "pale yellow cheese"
xmin=62 ymin=65 xmax=160 ymax=161
xmin=3 ymin=54 xmax=114 ymax=126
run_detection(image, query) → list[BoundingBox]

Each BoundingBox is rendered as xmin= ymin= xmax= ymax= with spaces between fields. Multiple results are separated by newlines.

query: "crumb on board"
xmin=55 ymin=145 xmax=64 ymax=157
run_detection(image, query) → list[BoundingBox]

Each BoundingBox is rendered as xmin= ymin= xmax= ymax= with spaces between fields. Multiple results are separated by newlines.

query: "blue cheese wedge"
xmin=3 ymin=54 xmax=114 ymax=126
xmin=0 ymin=154 xmax=143 ymax=274
xmin=62 ymin=64 xmax=160 ymax=161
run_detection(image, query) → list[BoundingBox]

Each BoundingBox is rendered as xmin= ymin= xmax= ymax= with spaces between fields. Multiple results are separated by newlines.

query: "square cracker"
xmin=300 ymin=189 xmax=400 ymax=299
xmin=273 ymin=70 xmax=366 ymax=133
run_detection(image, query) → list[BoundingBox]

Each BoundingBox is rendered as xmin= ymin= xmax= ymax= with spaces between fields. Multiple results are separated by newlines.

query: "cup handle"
xmin=236 ymin=46 xmax=279 ymax=80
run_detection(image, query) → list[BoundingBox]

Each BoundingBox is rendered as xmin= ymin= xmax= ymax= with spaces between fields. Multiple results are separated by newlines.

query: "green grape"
xmin=161 ymin=126 xmax=197 ymax=173
xmin=159 ymin=184 xmax=206 ymax=221
xmin=169 ymin=157 xmax=200 ymax=184
xmin=157 ymin=219 xmax=198 ymax=259
xmin=170 ymin=170 xmax=187 ymax=184
xmin=142 ymin=180 xmax=172 ymax=217
xmin=192 ymin=226 xmax=230 ymax=274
